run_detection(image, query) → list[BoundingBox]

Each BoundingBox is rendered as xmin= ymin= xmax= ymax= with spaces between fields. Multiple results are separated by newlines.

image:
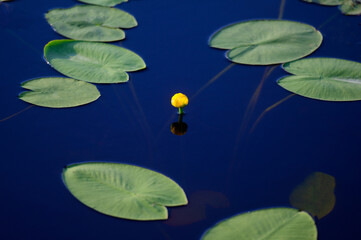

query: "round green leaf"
xmin=19 ymin=77 xmax=100 ymax=108
xmin=209 ymin=20 xmax=323 ymax=65
xmin=45 ymin=5 xmax=137 ymax=42
xmin=290 ymin=172 xmax=336 ymax=219
xmin=302 ymin=0 xmax=344 ymax=6
xmin=77 ymin=0 xmax=128 ymax=7
xmin=44 ymin=40 xmax=146 ymax=84
xmin=278 ymin=58 xmax=361 ymax=101
xmin=201 ymin=208 xmax=317 ymax=240
xmin=339 ymin=0 xmax=361 ymax=15
xmin=62 ymin=162 xmax=188 ymax=221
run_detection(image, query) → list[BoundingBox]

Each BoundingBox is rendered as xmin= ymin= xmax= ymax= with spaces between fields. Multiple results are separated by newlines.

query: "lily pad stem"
xmin=178 ymin=107 xmax=184 ymax=115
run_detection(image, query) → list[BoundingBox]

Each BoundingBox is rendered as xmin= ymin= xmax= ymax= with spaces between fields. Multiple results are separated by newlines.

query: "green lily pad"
xmin=62 ymin=162 xmax=188 ymax=221
xmin=44 ymin=40 xmax=146 ymax=84
xmin=339 ymin=0 xmax=361 ymax=15
xmin=290 ymin=172 xmax=336 ymax=219
xmin=45 ymin=5 xmax=137 ymax=42
xmin=19 ymin=77 xmax=100 ymax=108
xmin=77 ymin=0 xmax=128 ymax=7
xmin=201 ymin=207 xmax=317 ymax=240
xmin=209 ymin=20 xmax=323 ymax=65
xmin=302 ymin=0 xmax=344 ymax=6
xmin=278 ymin=58 xmax=361 ymax=101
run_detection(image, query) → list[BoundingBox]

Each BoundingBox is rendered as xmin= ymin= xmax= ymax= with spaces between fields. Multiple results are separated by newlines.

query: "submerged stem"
xmin=250 ymin=93 xmax=295 ymax=133
xmin=190 ymin=63 xmax=236 ymax=101
xmin=278 ymin=0 xmax=287 ymax=19
xmin=0 ymin=105 xmax=33 ymax=123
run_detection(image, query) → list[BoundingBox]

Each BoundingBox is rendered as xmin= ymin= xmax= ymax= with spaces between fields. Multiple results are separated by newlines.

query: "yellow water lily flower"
xmin=171 ymin=93 xmax=188 ymax=114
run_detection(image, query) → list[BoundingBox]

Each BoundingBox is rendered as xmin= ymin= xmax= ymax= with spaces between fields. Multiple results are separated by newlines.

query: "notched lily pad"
xmin=209 ymin=20 xmax=323 ymax=65
xmin=77 ymin=0 xmax=128 ymax=7
xmin=278 ymin=58 xmax=361 ymax=101
xmin=201 ymin=207 xmax=317 ymax=240
xmin=302 ymin=0 xmax=344 ymax=6
xmin=302 ymin=0 xmax=361 ymax=15
xmin=44 ymin=40 xmax=146 ymax=84
xmin=19 ymin=77 xmax=100 ymax=108
xmin=290 ymin=172 xmax=336 ymax=219
xmin=62 ymin=162 xmax=188 ymax=221
xmin=46 ymin=5 xmax=137 ymax=42
xmin=339 ymin=0 xmax=361 ymax=15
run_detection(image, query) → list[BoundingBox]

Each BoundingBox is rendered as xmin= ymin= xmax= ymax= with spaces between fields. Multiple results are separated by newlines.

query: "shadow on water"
xmin=165 ymin=191 xmax=229 ymax=226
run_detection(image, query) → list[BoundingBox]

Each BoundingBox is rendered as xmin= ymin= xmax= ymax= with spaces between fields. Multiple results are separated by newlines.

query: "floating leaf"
xmin=44 ymin=40 xmax=146 ymax=84
xmin=278 ymin=58 xmax=361 ymax=101
xmin=290 ymin=172 xmax=336 ymax=219
xmin=302 ymin=0 xmax=361 ymax=15
xmin=63 ymin=162 xmax=188 ymax=220
xmin=209 ymin=20 xmax=322 ymax=65
xmin=77 ymin=0 xmax=128 ymax=7
xmin=18 ymin=77 xmax=100 ymax=108
xmin=201 ymin=207 xmax=317 ymax=240
xmin=45 ymin=5 xmax=137 ymax=42
xmin=302 ymin=0 xmax=344 ymax=6
xmin=339 ymin=0 xmax=361 ymax=15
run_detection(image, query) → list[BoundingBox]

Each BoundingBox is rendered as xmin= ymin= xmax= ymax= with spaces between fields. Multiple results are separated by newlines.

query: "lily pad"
xmin=278 ymin=58 xmax=361 ymax=101
xmin=209 ymin=20 xmax=323 ymax=65
xmin=201 ymin=208 xmax=317 ymax=240
xmin=19 ymin=77 xmax=100 ymax=108
xmin=44 ymin=40 xmax=146 ymax=84
xmin=339 ymin=0 xmax=361 ymax=15
xmin=45 ymin=5 xmax=137 ymax=42
xmin=77 ymin=0 xmax=128 ymax=7
xmin=62 ymin=162 xmax=188 ymax=220
xmin=302 ymin=0 xmax=344 ymax=6
xmin=290 ymin=172 xmax=336 ymax=219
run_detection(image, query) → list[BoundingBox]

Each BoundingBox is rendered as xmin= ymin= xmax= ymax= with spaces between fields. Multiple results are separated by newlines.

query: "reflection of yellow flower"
xmin=171 ymin=93 xmax=188 ymax=108
xmin=171 ymin=122 xmax=188 ymax=136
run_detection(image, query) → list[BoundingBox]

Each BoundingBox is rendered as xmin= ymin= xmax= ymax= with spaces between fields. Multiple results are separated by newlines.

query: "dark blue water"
xmin=1 ymin=0 xmax=360 ymax=239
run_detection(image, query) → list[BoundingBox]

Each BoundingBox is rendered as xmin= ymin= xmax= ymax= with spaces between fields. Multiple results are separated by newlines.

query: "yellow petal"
xmin=171 ymin=93 xmax=189 ymax=108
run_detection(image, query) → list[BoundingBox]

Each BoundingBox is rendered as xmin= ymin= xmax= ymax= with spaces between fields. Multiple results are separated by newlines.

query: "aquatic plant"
xmin=19 ymin=77 xmax=100 ymax=108
xmin=77 ymin=0 xmax=128 ymax=7
xmin=171 ymin=93 xmax=189 ymax=114
xmin=46 ymin=5 xmax=137 ymax=42
xmin=63 ymin=162 xmax=188 ymax=220
xmin=201 ymin=207 xmax=317 ymax=240
xmin=302 ymin=0 xmax=361 ymax=15
xmin=278 ymin=58 xmax=361 ymax=101
xmin=290 ymin=172 xmax=336 ymax=219
xmin=44 ymin=40 xmax=146 ymax=84
xmin=209 ymin=20 xmax=323 ymax=65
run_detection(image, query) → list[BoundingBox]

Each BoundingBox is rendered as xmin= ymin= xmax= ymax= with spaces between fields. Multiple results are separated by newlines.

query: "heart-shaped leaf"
xmin=339 ymin=0 xmax=361 ymax=15
xmin=44 ymin=40 xmax=146 ymax=84
xmin=302 ymin=0 xmax=344 ymax=6
xmin=278 ymin=58 xmax=361 ymax=101
xmin=201 ymin=208 xmax=317 ymax=240
xmin=19 ymin=77 xmax=100 ymax=108
xmin=63 ymin=162 xmax=188 ymax=221
xmin=46 ymin=5 xmax=137 ymax=42
xmin=209 ymin=20 xmax=322 ymax=65
xmin=290 ymin=172 xmax=336 ymax=219
xmin=77 ymin=0 xmax=128 ymax=7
